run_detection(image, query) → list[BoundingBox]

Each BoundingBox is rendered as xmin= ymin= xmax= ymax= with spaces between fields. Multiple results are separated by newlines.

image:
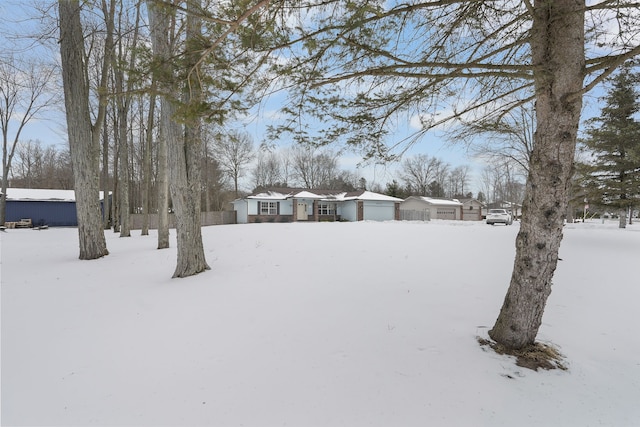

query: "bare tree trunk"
xmin=168 ymin=0 xmax=210 ymax=278
xmin=112 ymin=137 xmax=120 ymax=233
xmin=141 ymin=92 xmax=155 ymax=236
xmin=113 ymin=0 xmax=142 ymax=237
xmin=619 ymin=208 xmax=627 ymax=228
xmin=101 ymin=117 xmax=111 ymax=229
xmin=147 ymin=0 xmax=171 ymax=249
xmin=489 ymin=0 xmax=585 ymax=349
xmin=116 ymin=95 xmax=131 ymax=236
xmin=59 ymin=0 xmax=109 ymax=260
xmin=156 ymin=117 xmax=170 ymax=249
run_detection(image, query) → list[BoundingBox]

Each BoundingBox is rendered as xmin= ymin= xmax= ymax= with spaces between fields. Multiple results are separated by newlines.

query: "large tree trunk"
xmin=168 ymin=0 xmax=210 ymax=278
xmin=489 ymin=0 xmax=585 ymax=349
xmin=59 ymin=0 xmax=109 ymax=260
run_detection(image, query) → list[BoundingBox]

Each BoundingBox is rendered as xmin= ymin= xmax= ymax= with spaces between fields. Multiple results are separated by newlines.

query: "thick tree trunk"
xmin=59 ymin=0 xmax=109 ymax=260
xmin=168 ymin=118 xmax=210 ymax=277
xmin=168 ymin=0 xmax=210 ymax=278
xmin=489 ymin=0 xmax=585 ymax=349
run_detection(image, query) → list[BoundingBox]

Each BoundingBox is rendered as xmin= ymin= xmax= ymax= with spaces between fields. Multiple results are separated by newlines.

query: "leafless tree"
xmin=290 ymin=146 xmax=339 ymax=188
xmin=252 ymin=149 xmax=285 ymax=189
xmin=10 ymin=140 xmax=72 ymax=189
xmin=110 ymin=0 xmax=143 ymax=237
xmin=447 ymin=165 xmax=471 ymax=197
xmin=400 ymin=154 xmax=450 ymax=196
xmin=0 ymin=57 xmax=57 ymax=224
xmin=213 ymin=129 xmax=254 ymax=197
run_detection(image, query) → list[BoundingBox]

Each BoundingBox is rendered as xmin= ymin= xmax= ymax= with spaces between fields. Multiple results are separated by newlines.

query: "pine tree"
xmin=579 ymin=65 xmax=640 ymax=228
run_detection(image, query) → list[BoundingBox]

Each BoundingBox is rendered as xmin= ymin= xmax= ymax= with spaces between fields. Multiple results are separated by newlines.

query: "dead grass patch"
xmin=477 ymin=337 xmax=568 ymax=371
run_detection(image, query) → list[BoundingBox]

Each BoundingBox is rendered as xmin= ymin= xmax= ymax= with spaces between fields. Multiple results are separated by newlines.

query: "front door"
xmin=297 ymin=203 xmax=308 ymax=220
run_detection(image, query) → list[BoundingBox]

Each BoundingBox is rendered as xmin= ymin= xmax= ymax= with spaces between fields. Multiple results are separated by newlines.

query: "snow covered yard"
xmin=1 ymin=220 xmax=639 ymax=426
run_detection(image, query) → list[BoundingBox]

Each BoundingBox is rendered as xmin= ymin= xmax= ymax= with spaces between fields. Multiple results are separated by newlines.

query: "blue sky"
xmin=3 ymin=0 xmax=622 ymax=197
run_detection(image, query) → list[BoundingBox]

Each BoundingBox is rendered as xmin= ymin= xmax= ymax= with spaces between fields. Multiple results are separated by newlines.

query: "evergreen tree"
xmin=578 ymin=65 xmax=640 ymax=228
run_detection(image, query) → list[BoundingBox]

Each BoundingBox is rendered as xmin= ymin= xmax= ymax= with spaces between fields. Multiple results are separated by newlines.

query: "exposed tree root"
xmin=478 ymin=337 xmax=568 ymax=371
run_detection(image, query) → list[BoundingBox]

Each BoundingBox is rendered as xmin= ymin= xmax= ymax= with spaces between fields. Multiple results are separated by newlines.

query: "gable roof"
xmin=341 ymin=190 xmax=403 ymax=202
xmin=403 ymin=196 xmax=463 ymax=206
xmin=243 ymin=188 xmax=402 ymax=202
xmin=457 ymin=197 xmax=486 ymax=206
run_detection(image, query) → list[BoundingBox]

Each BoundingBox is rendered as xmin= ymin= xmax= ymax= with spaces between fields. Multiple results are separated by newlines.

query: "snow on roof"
xmin=246 ymin=191 xmax=291 ymax=200
xmin=3 ymin=188 xmax=109 ymax=202
xmin=4 ymin=188 xmax=76 ymax=202
xmin=293 ymin=190 xmax=326 ymax=199
xmin=246 ymin=189 xmax=402 ymax=203
xmin=415 ymin=196 xmax=463 ymax=206
xmin=355 ymin=191 xmax=403 ymax=202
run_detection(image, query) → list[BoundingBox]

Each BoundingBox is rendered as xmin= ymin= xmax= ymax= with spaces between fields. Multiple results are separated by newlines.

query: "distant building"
xmin=399 ymin=197 xmax=464 ymax=221
xmin=457 ymin=198 xmax=486 ymax=221
xmin=232 ymin=188 xmax=402 ymax=224
xmin=2 ymin=188 xmax=106 ymax=227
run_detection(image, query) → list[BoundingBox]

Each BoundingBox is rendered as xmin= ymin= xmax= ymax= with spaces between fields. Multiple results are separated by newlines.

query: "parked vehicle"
xmin=486 ymin=209 xmax=512 ymax=225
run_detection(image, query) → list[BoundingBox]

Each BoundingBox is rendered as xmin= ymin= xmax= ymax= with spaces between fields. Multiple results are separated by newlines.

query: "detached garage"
xmin=3 ymin=188 xmax=78 ymax=227
xmin=400 ymin=196 xmax=463 ymax=221
xmin=3 ymin=188 xmax=107 ymax=227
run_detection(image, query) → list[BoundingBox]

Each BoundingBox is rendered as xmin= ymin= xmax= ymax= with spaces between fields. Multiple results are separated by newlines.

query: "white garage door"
xmin=363 ymin=202 xmax=395 ymax=221
xmin=436 ymin=208 xmax=457 ymax=220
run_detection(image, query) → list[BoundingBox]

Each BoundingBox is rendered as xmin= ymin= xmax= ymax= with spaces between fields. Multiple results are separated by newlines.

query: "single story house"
xmin=232 ymin=188 xmax=403 ymax=224
xmin=457 ymin=197 xmax=486 ymax=221
xmin=400 ymin=196 xmax=464 ymax=221
xmin=3 ymin=188 xmax=107 ymax=227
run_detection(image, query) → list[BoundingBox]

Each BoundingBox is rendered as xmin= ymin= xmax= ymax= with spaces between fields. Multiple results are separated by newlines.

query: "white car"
xmin=486 ymin=209 xmax=512 ymax=225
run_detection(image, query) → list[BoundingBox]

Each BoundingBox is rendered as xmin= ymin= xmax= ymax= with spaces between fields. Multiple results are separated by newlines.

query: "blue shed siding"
xmin=6 ymin=201 xmax=78 ymax=227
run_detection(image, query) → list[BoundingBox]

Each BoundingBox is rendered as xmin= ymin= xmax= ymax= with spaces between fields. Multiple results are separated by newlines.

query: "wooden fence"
xmin=129 ymin=210 xmax=236 ymax=230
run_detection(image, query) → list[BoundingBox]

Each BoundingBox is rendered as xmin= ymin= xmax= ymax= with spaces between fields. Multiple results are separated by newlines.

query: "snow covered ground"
xmin=2 ymin=219 xmax=639 ymax=426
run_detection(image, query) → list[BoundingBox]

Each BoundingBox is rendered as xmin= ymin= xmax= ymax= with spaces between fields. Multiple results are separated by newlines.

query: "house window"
xmin=259 ymin=201 xmax=278 ymax=215
xmin=318 ymin=203 xmax=336 ymax=215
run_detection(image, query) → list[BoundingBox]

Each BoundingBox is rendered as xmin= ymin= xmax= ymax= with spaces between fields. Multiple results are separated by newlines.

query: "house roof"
xmin=341 ymin=190 xmax=403 ymax=202
xmin=3 ymin=188 xmax=77 ymax=202
xmin=404 ymin=196 xmax=463 ymax=206
xmin=2 ymin=188 xmax=108 ymax=202
xmin=457 ymin=197 xmax=486 ymax=206
xmin=243 ymin=188 xmax=403 ymax=203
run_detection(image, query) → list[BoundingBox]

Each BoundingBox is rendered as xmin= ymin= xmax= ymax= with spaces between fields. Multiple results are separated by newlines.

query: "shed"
xmin=3 ymin=188 xmax=106 ymax=227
